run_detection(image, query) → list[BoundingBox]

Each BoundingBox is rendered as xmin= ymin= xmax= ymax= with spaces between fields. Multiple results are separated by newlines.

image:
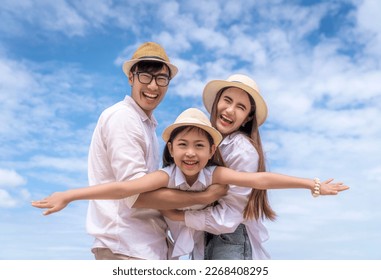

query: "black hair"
xmin=131 ymin=60 xmax=171 ymax=77
xmin=162 ymin=126 xmax=218 ymax=168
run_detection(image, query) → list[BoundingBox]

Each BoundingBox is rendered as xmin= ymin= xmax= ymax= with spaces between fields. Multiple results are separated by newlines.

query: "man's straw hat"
xmin=203 ymin=74 xmax=268 ymax=126
xmin=122 ymin=42 xmax=178 ymax=78
xmin=162 ymin=108 xmax=222 ymax=146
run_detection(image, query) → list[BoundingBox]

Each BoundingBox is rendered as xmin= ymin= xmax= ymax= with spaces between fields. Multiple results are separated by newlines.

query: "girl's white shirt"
xmin=184 ymin=132 xmax=270 ymax=259
xmin=162 ymin=164 xmax=216 ymax=260
xmin=86 ymin=95 xmax=167 ymax=260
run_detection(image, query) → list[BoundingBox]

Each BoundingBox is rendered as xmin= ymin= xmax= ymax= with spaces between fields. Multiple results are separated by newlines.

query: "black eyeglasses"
xmin=133 ymin=72 xmax=170 ymax=87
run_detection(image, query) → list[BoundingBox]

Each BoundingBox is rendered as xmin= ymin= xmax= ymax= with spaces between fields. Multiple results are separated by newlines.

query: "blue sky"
xmin=0 ymin=0 xmax=380 ymax=260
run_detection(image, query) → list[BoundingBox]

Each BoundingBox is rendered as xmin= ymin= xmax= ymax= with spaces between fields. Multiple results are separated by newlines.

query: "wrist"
xmin=197 ymin=191 xmax=215 ymax=205
xmin=196 ymin=191 xmax=208 ymax=205
xmin=65 ymin=189 xmax=78 ymax=203
xmin=311 ymin=178 xmax=321 ymax=197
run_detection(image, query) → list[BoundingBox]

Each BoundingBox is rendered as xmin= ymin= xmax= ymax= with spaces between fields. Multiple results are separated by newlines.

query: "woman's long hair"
xmin=210 ymin=88 xmax=276 ymax=221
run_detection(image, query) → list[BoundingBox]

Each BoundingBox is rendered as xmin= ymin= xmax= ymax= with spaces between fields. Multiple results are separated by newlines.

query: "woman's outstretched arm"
xmin=213 ymin=167 xmax=349 ymax=196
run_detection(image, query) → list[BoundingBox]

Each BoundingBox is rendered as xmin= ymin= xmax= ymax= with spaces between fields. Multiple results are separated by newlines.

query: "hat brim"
xmin=162 ymin=122 xmax=222 ymax=147
xmin=123 ymin=58 xmax=178 ymax=78
xmin=202 ymin=80 xmax=268 ymax=126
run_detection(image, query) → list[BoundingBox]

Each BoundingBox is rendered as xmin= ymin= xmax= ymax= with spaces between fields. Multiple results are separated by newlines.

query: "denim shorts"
xmin=204 ymin=224 xmax=252 ymax=260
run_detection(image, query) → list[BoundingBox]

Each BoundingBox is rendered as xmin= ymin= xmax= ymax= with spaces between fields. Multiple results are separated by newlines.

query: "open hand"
xmin=31 ymin=192 xmax=69 ymax=215
xmin=320 ymin=179 xmax=349 ymax=195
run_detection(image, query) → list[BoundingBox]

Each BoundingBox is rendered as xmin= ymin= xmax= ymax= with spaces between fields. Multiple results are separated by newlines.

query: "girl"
xmin=32 ymin=108 xmax=348 ymax=259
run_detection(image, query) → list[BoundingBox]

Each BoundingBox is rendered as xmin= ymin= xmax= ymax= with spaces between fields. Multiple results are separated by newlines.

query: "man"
xmin=86 ymin=42 xmax=226 ymax=260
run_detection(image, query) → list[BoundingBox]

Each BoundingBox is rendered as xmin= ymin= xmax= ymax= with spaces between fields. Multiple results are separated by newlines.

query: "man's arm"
xmin=133 ymin=184 xmax=228 ymax=209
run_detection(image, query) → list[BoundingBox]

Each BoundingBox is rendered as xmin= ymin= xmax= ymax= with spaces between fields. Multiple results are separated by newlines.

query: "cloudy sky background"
xmin=0 ymin=0 xmax=380 ymax=260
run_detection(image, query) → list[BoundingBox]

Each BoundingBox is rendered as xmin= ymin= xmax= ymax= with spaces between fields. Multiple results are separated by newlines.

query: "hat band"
xmin=137 ymin=55 xmax=167 ymax=62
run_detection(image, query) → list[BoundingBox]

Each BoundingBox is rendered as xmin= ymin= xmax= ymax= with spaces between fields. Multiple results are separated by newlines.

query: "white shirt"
xmin=86 ymin=95 xmax=167 ymax=260
xmin=184 ymin=132 xmax=270 ymax=259
xmin=162 ymin=164 xmax=216 ymax=260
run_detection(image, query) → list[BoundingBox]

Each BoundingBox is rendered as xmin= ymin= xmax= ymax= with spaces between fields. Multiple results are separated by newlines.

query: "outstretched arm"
xmin=213 ymin=167 xmax=349 ymax=195
xmin=161 ymin=173 xmax=349 ymax=222
xmin=31 ymin=171 xmax=169 ymax=215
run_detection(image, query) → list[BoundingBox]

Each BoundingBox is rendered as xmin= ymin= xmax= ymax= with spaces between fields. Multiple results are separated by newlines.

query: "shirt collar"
xmin=173 ymin=165 xmax=208 ymax=188
xmin=220 ymin=131 xmax=240 ymax=147
xmin=124 ymin=95 xmax=158 ymax=126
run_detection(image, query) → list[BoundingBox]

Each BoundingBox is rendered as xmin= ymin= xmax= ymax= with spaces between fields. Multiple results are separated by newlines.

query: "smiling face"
xmin=167 ymin=127 xmax=216 ymax=186
xmin=214 ymin=87 xmax=253 ymax=137
xmin=128 ymin=63 xmax=170 ymax=117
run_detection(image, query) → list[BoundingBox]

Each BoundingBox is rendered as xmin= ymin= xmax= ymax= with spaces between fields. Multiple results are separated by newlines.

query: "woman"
xmin=178 ymin=74 xmax=285 ymax=259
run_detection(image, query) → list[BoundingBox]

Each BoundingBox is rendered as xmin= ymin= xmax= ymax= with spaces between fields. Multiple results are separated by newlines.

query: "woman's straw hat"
xmin=203 ymin=74 xmax=268 ymax=126
xmin=162 ymin=108 xmax=222 ymax=146
xmin=122 ymin=42 xmax=178 ymax=78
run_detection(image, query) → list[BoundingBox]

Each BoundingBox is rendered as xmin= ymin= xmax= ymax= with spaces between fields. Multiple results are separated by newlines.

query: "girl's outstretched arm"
xmin=212 ymin=167 xmax=349 ymax=196
xmin=31 ymin=170 xmax=169 ymax=215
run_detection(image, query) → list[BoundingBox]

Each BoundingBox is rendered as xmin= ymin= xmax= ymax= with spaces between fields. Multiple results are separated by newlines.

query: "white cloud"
xmin=0 ymin=169 xmax=27 ymax=188
xmin=0 ymin=169 xmax=29 ymax=208
xmin=0 ymin=189 xmax=18 ymax=207
xmin=356 ymin=0 xmax=381 ymax=56
xmin=1 ymin=0 xmax=88 ymax=37
xmin=28 ymin=155 xmax=87 ymax=173
xmin=28 ymin=171 xmax=88 ymax=190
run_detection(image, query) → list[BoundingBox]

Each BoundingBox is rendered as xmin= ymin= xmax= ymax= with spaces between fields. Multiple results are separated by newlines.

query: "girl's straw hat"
xmin=202 ymin=74 xmax=268 ymax=126
xmin=162 ymin=108 xmax=222 ymax=146
xmin=123 ymin=42 xmax=178 ymax=78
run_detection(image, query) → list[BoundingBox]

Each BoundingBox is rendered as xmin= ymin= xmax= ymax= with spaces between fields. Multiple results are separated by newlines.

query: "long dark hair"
xmin=210 ymin=88 xmax=276 ymax=221
xmin=162 ymin=126 xmax=218 ymax=168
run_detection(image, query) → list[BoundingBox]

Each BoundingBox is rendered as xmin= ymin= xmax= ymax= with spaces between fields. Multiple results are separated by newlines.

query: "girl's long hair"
xmin=210 ymin=88 xmax=276 ymax=221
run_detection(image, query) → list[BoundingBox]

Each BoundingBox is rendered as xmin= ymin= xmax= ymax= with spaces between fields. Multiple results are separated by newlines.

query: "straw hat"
xmin=162 ymin=108 xmax=222 ymax=146
xmin=202 ymin=74 xmax=268 ymax=126
xmin=122 ymin=42 xmax=178 ymax=78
